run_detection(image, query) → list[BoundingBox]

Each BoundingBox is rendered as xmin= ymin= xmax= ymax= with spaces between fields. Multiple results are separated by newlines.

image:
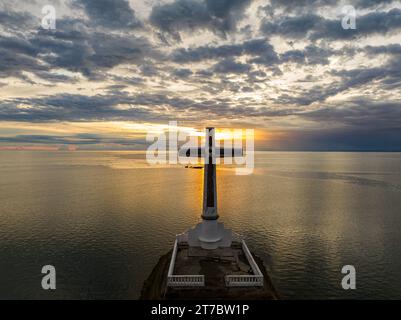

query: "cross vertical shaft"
xmin=202 ymin=127 xmax=219 ymax=221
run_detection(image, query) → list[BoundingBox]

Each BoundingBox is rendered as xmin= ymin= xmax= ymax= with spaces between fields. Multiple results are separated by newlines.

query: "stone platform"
xmin=175 ymin=243 xmax=251 ymax=280
xmin=172 ymin=242 xmax=256 ymax=287
xmin=140 ymin=244 xmax=279 ymax=300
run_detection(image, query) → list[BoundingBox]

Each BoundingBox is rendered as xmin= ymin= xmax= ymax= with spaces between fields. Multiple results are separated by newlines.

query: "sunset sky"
xmin=1 ymin=0 xmax=401 ymax=150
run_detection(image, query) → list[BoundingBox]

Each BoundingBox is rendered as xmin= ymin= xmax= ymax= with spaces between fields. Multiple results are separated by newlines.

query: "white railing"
xmin=167 ymin=236 xmax=263 ymax=287
xmin=176 ymin=232 xmax=188 ymax=243
xmin=242 ymin=240 xmax=263 ymax=277
xmin=167 ymin=238 xmax=205 ymax=287
xmin=167 ymin=275 xmax=205 ymax=287
xmin=225 ymin=240 xmax=264 ymax=287
xmin=225 ymin=275 xmax=263 ymax=287
xmin=167 ymin=239 xmax=179 ymax=277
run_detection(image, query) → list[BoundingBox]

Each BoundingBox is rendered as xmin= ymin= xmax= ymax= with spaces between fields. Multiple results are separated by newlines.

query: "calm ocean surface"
xmin=0 ymin=151 xmax=401 ymax=299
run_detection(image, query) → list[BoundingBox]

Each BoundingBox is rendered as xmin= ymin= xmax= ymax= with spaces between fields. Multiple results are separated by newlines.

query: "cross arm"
xmin=179 ymin=147 xmax=243 ymax=158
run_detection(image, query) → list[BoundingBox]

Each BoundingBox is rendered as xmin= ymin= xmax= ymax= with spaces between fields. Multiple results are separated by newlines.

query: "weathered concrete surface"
xmin=174 ymin=243 xmax=252 ymax=280
xmin=140 ymin=247 xmax=279 ymax=300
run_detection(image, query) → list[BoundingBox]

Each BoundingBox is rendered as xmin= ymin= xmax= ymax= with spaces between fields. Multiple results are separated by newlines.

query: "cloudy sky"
xmin=0 ymin=0 xmax=400 ymax=150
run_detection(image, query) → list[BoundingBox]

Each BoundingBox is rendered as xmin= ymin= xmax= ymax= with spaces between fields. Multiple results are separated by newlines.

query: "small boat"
xmin=185 ymin=165 xmax=203 ymax=169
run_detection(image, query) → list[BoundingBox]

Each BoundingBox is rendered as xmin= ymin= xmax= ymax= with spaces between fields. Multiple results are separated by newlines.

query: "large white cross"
xmin=182 ymin=127 xmax=242 ymax=249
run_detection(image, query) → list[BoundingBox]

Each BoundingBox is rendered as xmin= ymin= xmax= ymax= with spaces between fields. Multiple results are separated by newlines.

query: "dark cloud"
xmin=0 ymin=134 xmax=146 ymax=146
xmin=303 ymin=101 xmax=401 ymax=127
xmin=140 ymin=64 xmax=159 ymax=77
xmin=277 ymin=51 xmax=401 ymax=106
xmin=364 ymin=43 xmax=401 ymax=57
xmin=267 ymin=0 xmax=337 ymax=11
xmin=333 ymin=67 xmax=388 ymax=88
xmin=0 ymin=90 xmax=297 ymax=122
xmin=272 ymin=126 xmax=401 ymax=151
xmin=76 ymin=0 xmax=142 ymax=29
xmin=171 ymin=38 xmax=279 ymax=66
xmin=354 ymin=0 xmax=396 ymax=8
xmin=196 ymin=69 xmax=214 ymax=77
xmin=261 ymin=13 xmax=323 ymax=38
xmin=171 ymin=37 xmax=285 ymax=73
xmin=104 ymin=84 xmax=129 ymax=93
xmin=260 ymin=8 xmax=401 ymax=41
xmin=0 ymin=45 xmax=46 ymax=79
xmin=35 ymin=21 xmax=154 ymax=76
xmin=314 ymin=8 xmax=401 ymax=41
xmin=212 ymin=58 xmax=251 ymax=74
xmin=0 ymin=10 xmax=36 ymax=31
xmin=241 ymin=86 xmax=254 ymax=92
xmin=172 ymin=39 xmax=332 ymax=68
xmin=277 ymin=70 xmax=384 ymax=106
xmin=0 ymin=91 xmax=199 ymax=122
xmin=110 ymin=75 xmax=144 ymax=86
xmin=0 ymin=17 xmax=156 ymax=80
xmin=149 ymin=0 xmax=252 ymax=41
xmin=296 ymin=101 xmax=401 ymax=150
xmin=299 ymin=45 xmax=332 ymax=65
xmin=260 ymin=99 xmax=401 ymax=151
xmin=173 ymin=68 xmax=193 ymax=78
xmin=279 ymin=49 xmax=306 ymax=64
xmin=262 ymin=0 xmax=395 ymax=14
xmin=0 ymin=32 xmax=82 ymax=83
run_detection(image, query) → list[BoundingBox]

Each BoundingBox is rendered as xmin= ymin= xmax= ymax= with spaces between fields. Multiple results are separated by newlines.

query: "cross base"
xmin=178 ymin=220 xmax=234 ymax=249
